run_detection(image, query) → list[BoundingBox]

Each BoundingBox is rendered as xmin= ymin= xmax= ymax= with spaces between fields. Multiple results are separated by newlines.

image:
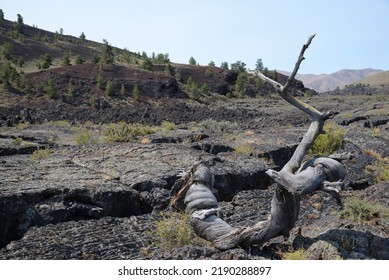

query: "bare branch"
xmin=284 ymin=34 xmax=316 ymax=90
xmin=248 ymin=34 xmax=322 ymax=120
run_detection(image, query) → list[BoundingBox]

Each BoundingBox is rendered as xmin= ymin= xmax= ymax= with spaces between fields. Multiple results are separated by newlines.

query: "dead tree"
xmin=170 ymin=34 xmax=346 ymax=250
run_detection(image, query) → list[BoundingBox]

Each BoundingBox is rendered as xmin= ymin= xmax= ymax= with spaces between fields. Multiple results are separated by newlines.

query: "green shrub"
xmin=339 ymin=196 xmax=389 ymax=224
xmin=43 ymin=79 xmax=57 ymax=99
xmin=75 ymin=55 xmax=84 ymax=64
xmin=13 ymin=137 xmax=24 ymax=145
xmin=200 ymin=83 xmax=209 ymax=95
xmin=30 ymin=147 xmax=51 ymax=160
xmin=120 ymin=84 xmax=126 ymax=95
xmin=1 ymin=41 xmax=13 ymax=60
xmin=155 ymin=212 xmax=195 ymax=250
xmin=234 ymin=144 xmax=253 ymax=156
xmin=96 ymin=73 xmax=104 ymax=89
xmin=282 ymin=248 xmax=307 ymax=260
xmin=132 ymin=84 xmax=140 ymax=100
xmin=185 ymin=76 xmax=199 ymax=100
xmin=61 ymin=53 xmax=71 ymax=66
xmin=161 ymin=121 xmax=176 ymax=131
xmin=103 ymin=122 xmax=156 ymax=142
xmin=74 ymin=128 xmax=95 ymax=146
xmin=105 ymin=80 xmax=115 ymax=96
xmin=364 ymin=149 xmax=389 ymax=182
xmin=309 ymin=123 xmax=344 ymax=155
xmin=36 ymin=53 xmax=52 ymax=69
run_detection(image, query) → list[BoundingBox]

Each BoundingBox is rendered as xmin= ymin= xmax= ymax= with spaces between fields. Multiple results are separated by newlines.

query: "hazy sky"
xmin=1 ymin=0 xmax=388 ymax=74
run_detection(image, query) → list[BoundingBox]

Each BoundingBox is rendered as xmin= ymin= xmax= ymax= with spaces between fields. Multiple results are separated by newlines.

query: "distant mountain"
xmin=279 ymin=68 xmax=384 ymax=92
xmin=354 ymin=70 xmax=389 ymax=87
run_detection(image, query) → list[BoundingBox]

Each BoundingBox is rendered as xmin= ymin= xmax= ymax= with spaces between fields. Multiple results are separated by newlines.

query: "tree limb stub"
xmin=171 ymin=34 xmax=346 ymax=250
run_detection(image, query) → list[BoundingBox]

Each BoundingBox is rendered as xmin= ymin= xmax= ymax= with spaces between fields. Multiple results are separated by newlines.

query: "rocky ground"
xmin=0 ymin=94 xmax=388 ymax=260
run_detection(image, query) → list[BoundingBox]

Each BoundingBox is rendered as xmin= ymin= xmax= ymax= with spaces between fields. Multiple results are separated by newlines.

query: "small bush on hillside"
xmin=309 ymin=123 xmax=344 ymax=155
xmin=105 ymin=80 xmax=115 ymax=96
xmin=75 ymin=55 xmax=84 ymax=64
xmin=142 ymin=57 xmax=153 ymax=71
xmin=364 ymin=149 xmax=389 ymax=183
xmin=36 ymin=53 xmax=52 ymax=69
xmin=74 ymin=127 xmax=96 ymax=146
xmin=1 ymin=41 xmax=13 ymax=60
xmin=103 ymin=122 xmax=156 ymax=142
xmin=132 ymin=84 xmax=140 ymax=100
xmin=200 ymin=83 xmax=209 ymax=95
xmin=234 ymin=144 xmax=253 ymax=156
xmin=30 ymin=147 xmax=51 ymax=160
xmin=120 ymin=84 xmax=126 ymax=95
xmin=155 ymin=212 xmax=195 ymax=250
xmin=61 ymin=53 xmax=71 ymax=66
xmin=161 ymin=121 xmax=176 ymax=131
xmin=185 ymin=76 xmax=199 ymax=100
xmin=43 ymin=79 xmax=58 ymax=99
xmin=339 ymin=196 xmax=389 ymax=224
xmin=282 ymin=248 xmax=307 ymax=260
xmin=96 ymin=73 xmax=104 ymax=89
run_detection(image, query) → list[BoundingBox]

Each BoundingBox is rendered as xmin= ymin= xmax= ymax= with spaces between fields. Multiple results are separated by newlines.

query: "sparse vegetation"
xmin=0 ymin=62 xmax=20 ymax=88
xmin=164 ymin=62 xmax=174 ymax=75
xmin=30 ymin=147 xmax=51 ymax=160
xmin=12 ymin=137 xmax=24 ymax=145
xmin=132 ymin=84 xmax=140 ymax=100
xmin=141 ymin=57 xmax=153 ymax=71
xmin=120 ymin=84 xmax=126 ymax=95
xmin=75 ymin=55 xmax=84 ymax=64
xmin=185 ymin=76 xmax=200 ymax=100
xmin=43 ymin=79 xmax=58 ymax=99
xmin=339 ymin=196 xmax=389 ymax=224
xmin=282 ymin=248 xmax=307 ymax=260
xmin=235 ymin=72 xmax=249 ymax=98
xmin=74 ymin=127 xmax=96 ymax=146
xmin=155 ymin=211 xmax=196 ymax=250
xmin=161 ymin=121 xmax=176 ymax=131
xmin=105 ymin=80 xmax=115 ymax=96
xmin=234 ymin=144 xmax=253 ymax=156
xmin=100 ymin=39 xmax=114 ymax=65
xmin=364 ymin=149 xmax=389 ymax=182
xmin=200 ymin=83 xmax=209 ymax=95
xmin=309 ymin=123 xmax=344 ymax=155
xmin=103 ymin=122 xmax=156 ymax=142
xmin=1 ymin=41 xmax=13 ymax=60
xmin=61 ymin=52 xmax=71 ymax=66
xmin=36 ymin=53 xmax=52 ymax=69
xmin=96 ymin=73 xmax=104 ymax=89
xmin=193 ymin=119 xmax=238 ymax=134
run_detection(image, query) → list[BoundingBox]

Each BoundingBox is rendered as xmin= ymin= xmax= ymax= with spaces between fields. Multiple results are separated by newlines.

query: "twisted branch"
xmin=171 ymin=34 xmax=346 ymax=250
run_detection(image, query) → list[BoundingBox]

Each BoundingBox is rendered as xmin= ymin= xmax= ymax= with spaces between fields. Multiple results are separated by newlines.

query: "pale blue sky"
xmin=1 ymin=0 xmax=388 ymax=74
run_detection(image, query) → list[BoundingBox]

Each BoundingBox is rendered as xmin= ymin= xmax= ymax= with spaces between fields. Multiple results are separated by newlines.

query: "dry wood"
xmin=171 ymin=35 xmax=346 ymax=250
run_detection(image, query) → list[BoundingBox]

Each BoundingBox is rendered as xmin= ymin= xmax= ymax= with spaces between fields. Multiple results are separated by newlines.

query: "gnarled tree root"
xmin=171 ymin=159 xmax=345 ymax=250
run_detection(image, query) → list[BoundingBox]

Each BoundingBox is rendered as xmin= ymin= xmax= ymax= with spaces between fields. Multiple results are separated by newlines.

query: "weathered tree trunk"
xmin=170 ymin=34 xmax=346 ymax=250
